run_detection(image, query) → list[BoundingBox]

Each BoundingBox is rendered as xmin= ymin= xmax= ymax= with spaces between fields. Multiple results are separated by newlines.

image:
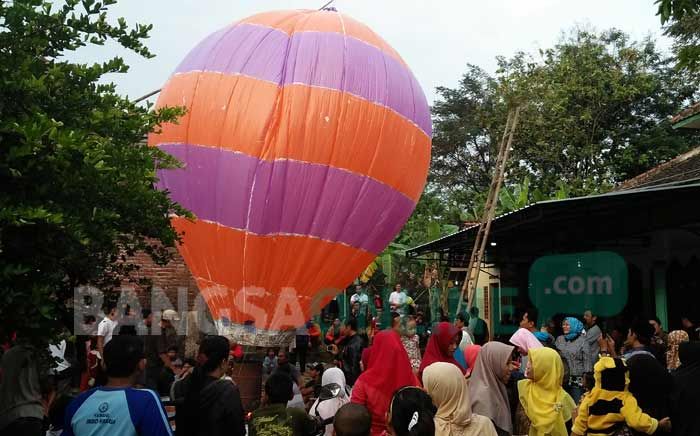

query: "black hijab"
xmin=670 ymin=342 xmax=700 ymax=436
xmin=626 ymin=354 xmax=671 ymax=419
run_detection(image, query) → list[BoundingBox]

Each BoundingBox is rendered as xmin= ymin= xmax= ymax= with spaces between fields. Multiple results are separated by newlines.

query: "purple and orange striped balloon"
xmin=149 ymin=9 xmax=431 ymax=345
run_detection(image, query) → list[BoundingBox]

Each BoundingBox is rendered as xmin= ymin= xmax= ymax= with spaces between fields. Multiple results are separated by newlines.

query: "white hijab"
xmin=309 ymin=368 xmax=350 ymax=436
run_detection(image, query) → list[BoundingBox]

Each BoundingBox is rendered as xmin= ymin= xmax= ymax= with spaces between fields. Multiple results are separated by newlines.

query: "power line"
xmin=134 ymin=88 xmax=161 ymax=103
xmin=318 ymin=0 xmax=335 ymax=10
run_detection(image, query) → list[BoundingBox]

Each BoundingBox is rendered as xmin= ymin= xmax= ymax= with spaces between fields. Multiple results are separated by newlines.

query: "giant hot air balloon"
xmin=149 ymin=9 xmax=431 ymax=346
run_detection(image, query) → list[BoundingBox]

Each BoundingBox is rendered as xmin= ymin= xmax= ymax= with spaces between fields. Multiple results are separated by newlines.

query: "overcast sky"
xmin=69 ymin=0 xmax=670 ymax=104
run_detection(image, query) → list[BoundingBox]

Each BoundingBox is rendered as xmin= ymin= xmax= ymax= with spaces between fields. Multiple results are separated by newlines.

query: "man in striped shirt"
xmin=64 ymin=335 xmax=171 ymax=436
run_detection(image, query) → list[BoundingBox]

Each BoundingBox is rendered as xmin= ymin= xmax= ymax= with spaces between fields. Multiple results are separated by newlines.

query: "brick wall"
xmin=119 ymin=246 xmax=199 ymax=311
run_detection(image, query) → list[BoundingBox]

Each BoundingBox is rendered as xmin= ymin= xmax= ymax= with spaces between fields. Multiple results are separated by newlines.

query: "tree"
xmin=431 ymin=28 xmax=700 ymax=206
xmin=431 ymin=65 xmax=508 ymax=203
xmin=656 ymin=0 xmax=700 ymax=72
xmin=0 ymin=0 xmax=187 ymax=351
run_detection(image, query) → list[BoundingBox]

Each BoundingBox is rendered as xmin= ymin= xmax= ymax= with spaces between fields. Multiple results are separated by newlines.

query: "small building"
xmin=407 ymin=120 xmax=700 ymax=337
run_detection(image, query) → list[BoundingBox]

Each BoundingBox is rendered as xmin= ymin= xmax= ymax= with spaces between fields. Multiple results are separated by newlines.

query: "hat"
xmin=307 ymin=362 xmax=324 ymax=372
xmin=162 ymin=309 xmax=180 ymax=321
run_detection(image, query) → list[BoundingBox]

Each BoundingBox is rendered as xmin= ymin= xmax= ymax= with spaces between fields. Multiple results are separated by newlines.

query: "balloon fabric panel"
xmin=173 ymin=218 xmax=374 ymax=326
xmin=153 ymin=76 xmax=429 ymax=201
xmin=239 ymin=9 xmax=407 ymax=68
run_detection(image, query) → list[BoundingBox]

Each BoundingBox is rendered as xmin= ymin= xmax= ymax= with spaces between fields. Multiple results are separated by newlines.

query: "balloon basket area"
xmin=230 ymin=355 xmax=264 ymax=412
xmin=216 ymin=320 xmax=296 ymax=348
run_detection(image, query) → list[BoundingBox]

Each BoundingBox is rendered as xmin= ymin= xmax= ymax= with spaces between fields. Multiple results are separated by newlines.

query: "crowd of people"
xmin=2 ymin=289 xmax=700 ymax=436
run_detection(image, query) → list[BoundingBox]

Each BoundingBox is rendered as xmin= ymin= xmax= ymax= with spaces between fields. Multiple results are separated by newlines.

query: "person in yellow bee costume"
xmin=572 ymin=356 xmax=671 ymax=435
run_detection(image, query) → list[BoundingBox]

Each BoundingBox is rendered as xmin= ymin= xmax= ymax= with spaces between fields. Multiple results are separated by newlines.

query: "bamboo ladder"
xmin=456 ymin=106 xmax=521 ymax=315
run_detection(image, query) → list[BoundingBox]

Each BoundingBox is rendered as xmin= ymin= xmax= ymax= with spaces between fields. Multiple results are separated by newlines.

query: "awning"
xmin=407 ymin=180 xmax=700 ymax=259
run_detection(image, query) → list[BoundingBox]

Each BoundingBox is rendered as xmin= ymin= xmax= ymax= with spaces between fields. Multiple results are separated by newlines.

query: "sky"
xmin=68 ymin=0 xmax=670 ymax=105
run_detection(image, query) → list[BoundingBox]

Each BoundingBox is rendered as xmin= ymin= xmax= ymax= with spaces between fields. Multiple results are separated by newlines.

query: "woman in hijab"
xmin=626 ymin=354 xmax=672 ymax=434
xmin=510 ymin=328 xmax=543 ymax=378
xmin=464 ymin=345 xmax=481 ymax=378
xmin=387 ymin=386 xmax=436 ymax=436
xmin=670 ymin=342 xmax=700 ymax=436
xmin=554 ymin=317 xmax=591 ymax=403
xmin=666 ymin=330 xmax=689 ymax=371
xmin=470 ymin=341 xmax=516 ymax=436
xmin=510 ymin=329 xmax=543 ymax=356
xmin=517 ymin=347 xmax=575 ymax=436
xmin=424 ymin=362 xmax=498 ymax=436
xmin=361 ymin=346 xmax=371 ymax=372
xmin=400 ymin=316 xmax=422 ymax=374
xmin=351 ymin=330 xmax=420 ymax=436
xmin=309 ymin=368 xmax=350 ymax=436
xmin=419 ymin=322 xmax=464 ymax=380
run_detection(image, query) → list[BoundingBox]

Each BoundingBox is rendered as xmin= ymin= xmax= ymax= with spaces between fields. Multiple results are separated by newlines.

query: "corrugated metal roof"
xmin=406 ymin=181 xmax=700 ymax=256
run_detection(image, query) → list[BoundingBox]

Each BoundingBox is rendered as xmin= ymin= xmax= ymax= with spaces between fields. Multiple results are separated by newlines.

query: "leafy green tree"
xmin=656 ymin=0 xmax=700 ymax=71
xmin=432 ymin=28 xmax=700 ymax=207
xmin=0 ymin=0 xmax=187 ymax=350
xmin=463 ymin=176 xmax=570 ymax=222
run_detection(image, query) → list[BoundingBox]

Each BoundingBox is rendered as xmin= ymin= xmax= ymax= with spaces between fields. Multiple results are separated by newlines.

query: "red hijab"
xmin=419 ymin=322 xmax=465 ymax=379
xmin=351 ymin=330 xmax=419 ymax=435
xmin=361 ymin=346 xmax=372 ymax=370
xmin=464 ymin=344 xmax=482 ymax=377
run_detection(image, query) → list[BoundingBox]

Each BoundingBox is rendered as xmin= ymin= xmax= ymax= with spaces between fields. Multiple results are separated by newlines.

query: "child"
xmin=572 ymin=356 xmax=671 ymax=436
xmin=79 ymin=337 xmax=102 ymax=390
xmin=262 ymin=348 xmax=277 ymax=376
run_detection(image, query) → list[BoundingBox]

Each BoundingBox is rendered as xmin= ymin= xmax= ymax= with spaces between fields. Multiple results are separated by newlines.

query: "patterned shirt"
xmin=401 ymin=335 xmax=421 ymax=372
xmin=555 ymin=334 xmax=592 ymax=378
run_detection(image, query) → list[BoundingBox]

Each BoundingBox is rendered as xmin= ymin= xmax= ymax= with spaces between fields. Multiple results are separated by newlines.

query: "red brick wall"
xmin=120 ymin=247 xmax=199 ymax=311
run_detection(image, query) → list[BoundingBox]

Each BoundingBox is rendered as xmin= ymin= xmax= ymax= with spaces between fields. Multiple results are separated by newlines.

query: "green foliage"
xmin=657 ymin=0 xmax=700 ymax=72
xmin=0 ymin=0 xmax=188 ymax=350
xmin=462 ymin=176 xmax=570 ymax=222
xmin=656 ymin=0 xmax=700 ymax=24
xmin=432 ymin=28 xmax=700 ymax=214
xmin=393 ymin=190 xmax=462 ymax=248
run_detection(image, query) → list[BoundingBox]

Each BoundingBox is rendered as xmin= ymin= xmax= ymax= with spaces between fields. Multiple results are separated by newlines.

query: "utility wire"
xmin=319 ymin=0 xmax=335 ymax=10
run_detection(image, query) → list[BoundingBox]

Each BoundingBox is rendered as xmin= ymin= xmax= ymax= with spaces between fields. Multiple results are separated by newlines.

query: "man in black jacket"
xmin=336 ymin=318 xmax=364 ymax=387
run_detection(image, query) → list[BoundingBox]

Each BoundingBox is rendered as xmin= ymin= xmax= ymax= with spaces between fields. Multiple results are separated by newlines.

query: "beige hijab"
xmin=424 ymin=362 xmax=497 ymax=436
xmin=469 ymin=341 xmax=514 ymax=433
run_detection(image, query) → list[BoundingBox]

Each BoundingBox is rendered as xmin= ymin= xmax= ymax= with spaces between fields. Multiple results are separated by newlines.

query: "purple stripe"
xmin=157 ymin=143 xmax=417 ymax=254
xmin=175 ymin=23 xmax=289 ymax=84
xmin=173 ymin=23 xmax=431 ymax=136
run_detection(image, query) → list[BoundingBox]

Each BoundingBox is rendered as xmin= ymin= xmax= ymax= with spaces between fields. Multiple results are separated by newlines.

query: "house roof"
xmin=406 ymin=181 xmax=700 ymax=257
xmin=615 ymin=146 xmax=700 ymax=191
xmin=672 ymin=101 xmax=700 ymax=128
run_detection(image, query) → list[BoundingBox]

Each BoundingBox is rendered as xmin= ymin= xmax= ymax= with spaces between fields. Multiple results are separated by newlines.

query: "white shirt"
xmin=350 ymin=292 xmax=369 ymax=306
xmin=49 ymin=340 xmax=71 ymax=373
xmin=97 ymin=317 xmax=118 ymax=345
xmin=389 ymin=291 xmax=407 ymax=308
xmin=459 ymin=327 xmax=474 ymax=350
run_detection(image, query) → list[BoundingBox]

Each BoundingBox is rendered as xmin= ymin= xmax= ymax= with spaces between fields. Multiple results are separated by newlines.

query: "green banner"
xmin=492 ymin=286 xmax=519 ymax=336
xmin=529 ymin=251 xmax=628 ymax=320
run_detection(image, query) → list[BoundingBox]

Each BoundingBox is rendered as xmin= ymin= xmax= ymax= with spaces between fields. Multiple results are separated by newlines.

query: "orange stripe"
xmin=239 ymin=9 xmax=407 ymax=67
xmin=173 ymin=218 xmax=374 ymax=329
xmin=149 ymin=72 xmax=431 ymax=201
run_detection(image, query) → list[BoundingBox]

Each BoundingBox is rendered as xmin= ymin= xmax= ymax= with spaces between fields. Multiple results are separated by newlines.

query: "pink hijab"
xmin=510 ymin=328 xmax=543 ymax=355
